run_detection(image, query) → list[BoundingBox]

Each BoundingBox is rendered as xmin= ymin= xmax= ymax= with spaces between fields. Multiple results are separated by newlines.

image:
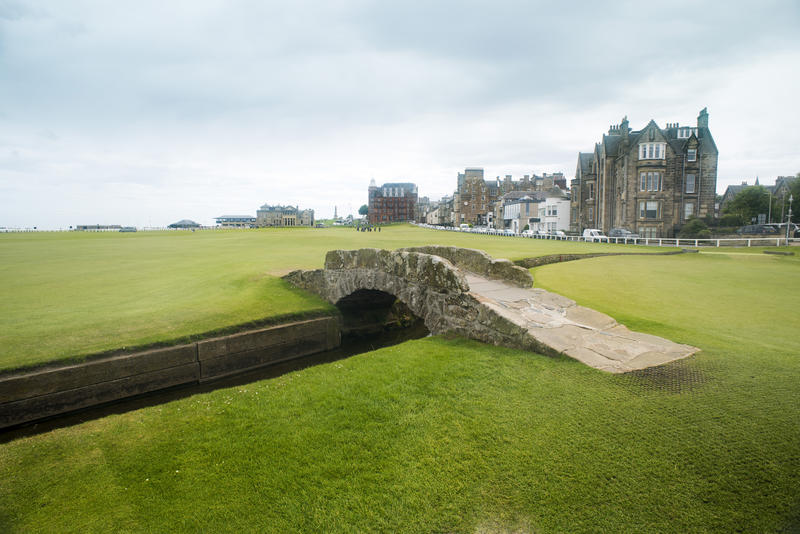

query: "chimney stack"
xmin=697 ymin=107 xmax=709 ymax=129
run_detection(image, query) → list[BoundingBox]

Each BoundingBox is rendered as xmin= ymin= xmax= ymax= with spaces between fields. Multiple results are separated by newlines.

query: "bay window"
xmin=640 ymin=172 xmax=662 ymax=192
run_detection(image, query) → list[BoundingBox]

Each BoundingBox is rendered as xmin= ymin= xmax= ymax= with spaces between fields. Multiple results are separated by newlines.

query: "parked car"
xmin=736 ymin=224 xmax=781 ymax=235
xmin=582 ymin=228 xmax=608 ymax=242
xmin=548 ymin=230 xmax=566 ymax=238
xmin=608 ymin=228 xmax=639 ymax=239
xmin=774 ymin=222 xmax=799 ymax=237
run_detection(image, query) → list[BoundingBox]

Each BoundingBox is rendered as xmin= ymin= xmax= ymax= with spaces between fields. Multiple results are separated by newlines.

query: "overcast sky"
xmin=1 ymin=0 xmax=799 ymax=228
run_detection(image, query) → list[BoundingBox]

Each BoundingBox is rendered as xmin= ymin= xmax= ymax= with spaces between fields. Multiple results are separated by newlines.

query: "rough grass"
xmin=0 ymin=225 xmax=668 ymax=371
xmin=1 ymin=250 xmax=798 ymax=532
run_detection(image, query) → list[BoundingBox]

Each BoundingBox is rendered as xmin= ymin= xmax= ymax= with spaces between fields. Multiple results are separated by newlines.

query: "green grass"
xmin=1 ymin=249 xmax=798 ymax=532
xmin=0 ymin=225 xmax=668 ymax=371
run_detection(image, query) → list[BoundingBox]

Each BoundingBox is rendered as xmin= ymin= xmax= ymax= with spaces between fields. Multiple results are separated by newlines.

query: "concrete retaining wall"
xmin=0 ymin=316 xmax=340 ymax=429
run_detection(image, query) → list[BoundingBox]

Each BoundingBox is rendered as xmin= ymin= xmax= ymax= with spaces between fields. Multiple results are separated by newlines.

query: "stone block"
xmin=197 ymin=318 xmax=334 ymax=361
xmin=199 ymin=333 xmax=330 ymax=380
xmin=0 ymin=344 xmax=197 ymax=404
xmin=0 ymin=362 xmax=200 ymax=428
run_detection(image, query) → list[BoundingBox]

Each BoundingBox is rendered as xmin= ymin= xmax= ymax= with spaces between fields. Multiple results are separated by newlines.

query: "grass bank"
xmin=1 ymin=250 xmax=798 ymax=532
xmin=0 ymin=225 xmax=668 ymax=371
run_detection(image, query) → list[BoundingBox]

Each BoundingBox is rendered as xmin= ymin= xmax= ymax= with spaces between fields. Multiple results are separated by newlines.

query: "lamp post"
xmin=786 ymin=194 xmax=793 ymax=241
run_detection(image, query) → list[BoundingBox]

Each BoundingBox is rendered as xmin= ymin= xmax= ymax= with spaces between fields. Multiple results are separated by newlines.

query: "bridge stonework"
xmin=284 ymin=247 xmax=699 ymax=373
xmin=284 ymin=248 xmax=550 ymax=355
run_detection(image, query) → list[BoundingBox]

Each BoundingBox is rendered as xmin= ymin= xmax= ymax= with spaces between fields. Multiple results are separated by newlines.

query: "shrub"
xmin=719 ymin=213 xmax=743 ymax=227
xmin=678 ymin=217 xmax=711 ymax=238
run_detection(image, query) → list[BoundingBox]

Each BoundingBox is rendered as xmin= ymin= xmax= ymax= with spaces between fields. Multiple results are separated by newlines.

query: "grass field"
xmin=1 ymin=249 xmax=798 ymax=532
xmin=0 ymin=225 xmax=668 ymax=371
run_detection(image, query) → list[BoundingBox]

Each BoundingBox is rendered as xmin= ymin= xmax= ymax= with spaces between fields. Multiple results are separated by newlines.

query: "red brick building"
xmin=368 ymin=180 xmax=418 ymax=224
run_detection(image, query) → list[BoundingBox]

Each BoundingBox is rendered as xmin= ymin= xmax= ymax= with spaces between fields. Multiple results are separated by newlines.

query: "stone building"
xmin=415 ymin=196 xmax=433 ymax=223
xmin=426 ymin=196 xmax=454 ymax=226
xmin=256 ymin=205 xmax=314 ymax=227
xmin=367 ymin=180 xmax=418 ymax=224
xmin=570 ymin=108 xmax=718 ymax=238
xmin=454 ymin=168 xmax=569 ymax=227
xmin=501 ymin=193 xmax=543 ymax=233
xmin=453 ymin=168 xmax=500 ymax=226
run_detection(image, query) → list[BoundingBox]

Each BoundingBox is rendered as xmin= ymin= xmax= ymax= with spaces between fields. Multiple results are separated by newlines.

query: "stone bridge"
xmin=284 ymin=246 xmax=698 ymax=373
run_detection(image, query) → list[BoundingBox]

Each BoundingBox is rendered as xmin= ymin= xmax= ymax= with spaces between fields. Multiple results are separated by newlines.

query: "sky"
xmin=1 ymin=0 xmax=799 ymax=229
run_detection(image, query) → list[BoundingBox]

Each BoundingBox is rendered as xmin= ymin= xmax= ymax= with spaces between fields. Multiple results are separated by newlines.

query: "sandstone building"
xmin=453 ymin=168 xmax=569 ymax=226
xmin=453 ymin=168 xmax=499 ymax=226
xmin=570 ymin=108 xmax=718 ymax=238
xmin=256 ymin=205 xmax=314 ymax=227
xmin=368 ymin=180 xmax=418 ymax=224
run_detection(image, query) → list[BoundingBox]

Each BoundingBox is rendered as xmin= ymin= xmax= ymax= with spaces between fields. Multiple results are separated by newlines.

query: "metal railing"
xmin=412 ymin=223 xmax=799 ymax=247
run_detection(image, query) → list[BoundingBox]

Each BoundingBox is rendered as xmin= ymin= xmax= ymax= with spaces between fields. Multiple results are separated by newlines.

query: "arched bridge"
xmin=284 ymin=246 xmax=698 ymax=373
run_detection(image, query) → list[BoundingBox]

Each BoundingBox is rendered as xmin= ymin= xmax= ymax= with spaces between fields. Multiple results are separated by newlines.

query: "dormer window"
xmin=677 ymin=127 xmax=697 ymax=139
xmin=687 ymin=149 xmax=697 ymax=162
xmin=639 ymin=143 xmax=666 ymax=160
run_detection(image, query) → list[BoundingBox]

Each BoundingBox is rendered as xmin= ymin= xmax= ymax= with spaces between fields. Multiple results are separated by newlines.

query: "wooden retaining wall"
xmin=0 ymin=316 xmax=340 ymax=429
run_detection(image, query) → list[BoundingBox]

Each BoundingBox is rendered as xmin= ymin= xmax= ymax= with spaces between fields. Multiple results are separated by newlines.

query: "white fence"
xmin=412 ymin=223 xmax=799 ymax=248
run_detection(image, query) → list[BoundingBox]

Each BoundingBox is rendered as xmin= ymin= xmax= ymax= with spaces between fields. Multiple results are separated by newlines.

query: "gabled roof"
xmin=722 ymin=184 xmax=748 ymax=200
xmin=578 ymin=152 xmax=593 ymax=173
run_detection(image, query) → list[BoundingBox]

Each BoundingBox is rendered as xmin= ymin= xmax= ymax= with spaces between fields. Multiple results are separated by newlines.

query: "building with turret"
xmin=570 ymin=108 xmax=718 ymax=238
xmin=367 ymin=180 xmax=418 ymax=224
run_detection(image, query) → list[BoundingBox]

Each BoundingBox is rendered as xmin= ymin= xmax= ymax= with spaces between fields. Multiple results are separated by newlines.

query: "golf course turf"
xmin=0 ymin=225 xmax=667 ymax=372
xmin=1 ymin=226 xmax=798 ymax=532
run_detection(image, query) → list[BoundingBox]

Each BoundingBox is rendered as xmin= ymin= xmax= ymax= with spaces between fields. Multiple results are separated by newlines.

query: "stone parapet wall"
xmin=514 ymin=250 xmax=685 ymax=269
xmin=398 ymin=245 xmax=533 ymax=288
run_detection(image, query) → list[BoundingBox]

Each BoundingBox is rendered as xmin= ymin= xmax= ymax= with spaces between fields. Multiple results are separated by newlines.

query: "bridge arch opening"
xmin=335 ymin=289 xmax=427 ymax=337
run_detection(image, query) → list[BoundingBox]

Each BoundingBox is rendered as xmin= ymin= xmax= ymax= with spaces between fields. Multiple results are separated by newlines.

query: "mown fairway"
xmin=0 ymin=225 xmax=665 ymax=371
xmin=1 ymin=249 xmax=798 ymax=532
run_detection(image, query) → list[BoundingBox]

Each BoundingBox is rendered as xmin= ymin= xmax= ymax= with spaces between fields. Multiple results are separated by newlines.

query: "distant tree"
xmin=522 ymin=224 xmax=529 ymax=231
xmin=358 ymin=204 xmax=368 ymax=216
xmin=775 ymin=173 xmax=800 ymax=223
xmin=723 ymin=185 xmax=771 ymax=224
xmin=678 ymin=217 xmax=711 ymax=239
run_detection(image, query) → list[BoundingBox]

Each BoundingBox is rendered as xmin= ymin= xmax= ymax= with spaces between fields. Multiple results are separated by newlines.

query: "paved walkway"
xmin=465 ymin=274 xmax=699 ymax=373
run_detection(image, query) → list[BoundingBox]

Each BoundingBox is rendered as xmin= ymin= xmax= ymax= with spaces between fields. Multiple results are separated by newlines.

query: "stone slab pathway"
xmin=464 ymin=274 xmax=699 ymax=373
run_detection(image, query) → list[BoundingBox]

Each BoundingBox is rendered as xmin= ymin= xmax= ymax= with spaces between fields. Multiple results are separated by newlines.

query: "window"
xmin=677 ymin=127 xmax=696 ymax=139
xmin=684 ymin=202 xmax=694 ymax=220
xmin=588 ymin=183 xmax=595 ymax=199
xmin=639 ymin=143 xmax=666 ymax=160
xmin=639 ymin=172 xmax=662 ymax=191
xmin=686 ymin=174 xmax=696 ymax=193
xmin=639 ymin=201 xmax=660 ymax=219
xmin=640 ymin=227 xmax=658 ymax=239
xmin=687 ymin=149 xmax=697 ymax=162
